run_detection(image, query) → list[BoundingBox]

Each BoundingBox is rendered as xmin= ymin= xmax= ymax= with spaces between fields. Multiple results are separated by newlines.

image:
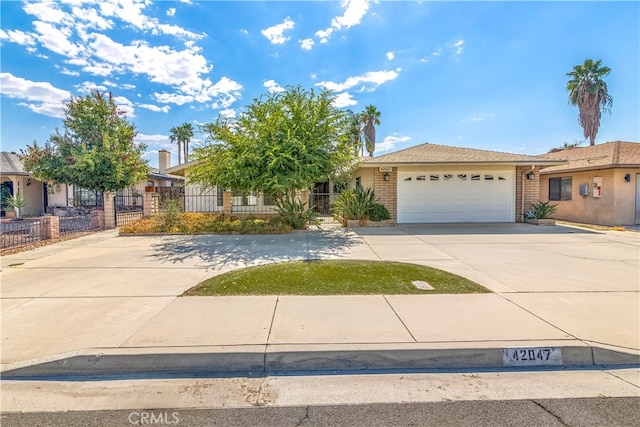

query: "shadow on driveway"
xmin=355 ymin=223 xmax=600 ymax=236
xmin=144 ymin=230 xmax=363 ymax=270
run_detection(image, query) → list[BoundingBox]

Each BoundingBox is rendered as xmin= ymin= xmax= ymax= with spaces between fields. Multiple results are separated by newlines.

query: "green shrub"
xmin=274 ymin=197 xmax=319 ymax=230
xmin=530 ymin=200 xmax=558 ymax=219
xmin=332 ymin=187 xmax=378 ymax=222
xmin=158 ymin=198 xmax=183 ymax=232
xmin=369 ymin=203 xmax=390 ymax=221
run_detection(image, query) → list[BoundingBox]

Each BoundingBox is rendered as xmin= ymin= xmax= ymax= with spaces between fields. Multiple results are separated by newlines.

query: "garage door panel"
xmin=397 ymin=169 xmax=515 ymax=223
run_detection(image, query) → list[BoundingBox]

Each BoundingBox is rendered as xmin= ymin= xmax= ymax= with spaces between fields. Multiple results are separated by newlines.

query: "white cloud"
xmin=121 ymin=83 xmax=136 ymax=90
xmin=153 ymin=92 xmax=194 ymax=105
xmin=0 ymin=29 xmax=37 ymax=47
xmin=316 ymin=69 xmax=400 ymax=92
xmin=332 ymin=92 xmax=357 ymax=108
xmin=0 ymin=72 xmax=71 ymax=118
xmin=299 ymin=38 xmax=314 ymax=50
xmin=138 ymin=103 xmax=170 ymax=113
xmin=219 ymin=109 xmax=237 ymax=119
xmin=75 ymin=81 xmax=108 ymax=93
xmin=462 ymin=114 xmax=495 ymax=122
xmin=59 ymin=67 xmax=80 ymax=76
xmin=386 ymin=51 xmax=394 ymax=60
xmin=263 ymin=79 xmax=285 ymax=94
xmin=377 ymin=134 xmax=410 ymax=153
xmin=167 ymin=8 xmax=176 ymax=17
xmin=113 ymin=95 xmax=135 ymax=117
xmin=240 ymin=29 xmax=249 ymax=35
xmin=314 ymin=0 xmax=369 ymax=43
xmin=432 ymin=49 xmax=442 ymax=56
xmin=261 ymin=17 xmax=295 ymax=45
xmin=454 ymin=39 xmax=464 ymax=55
xmin=3 ymin=1 xmax=236 ymax=110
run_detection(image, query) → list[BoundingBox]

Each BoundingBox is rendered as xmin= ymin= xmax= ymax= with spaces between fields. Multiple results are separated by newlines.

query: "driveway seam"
xmin=118 ymin=296 xmax=179 ymax=348
xmin=264 ymin=296 xmax=280 ymax=371
xmin=382 ymin=295 xmax=417 ymax=343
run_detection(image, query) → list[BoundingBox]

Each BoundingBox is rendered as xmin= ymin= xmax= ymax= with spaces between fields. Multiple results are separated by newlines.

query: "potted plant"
xmin=6 ymin=192 xmax=27 ymax=220
xmin=525 ymin=200 xmax=558 ymax=225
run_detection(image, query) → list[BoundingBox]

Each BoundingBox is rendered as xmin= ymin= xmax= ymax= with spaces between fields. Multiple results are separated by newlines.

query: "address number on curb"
xmin=502 ymin=347 xmax=563 ymax=366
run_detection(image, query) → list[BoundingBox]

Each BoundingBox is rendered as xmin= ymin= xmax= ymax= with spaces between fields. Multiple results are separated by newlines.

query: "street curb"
xmin=2 ymin=344 xmax=638 ymax=378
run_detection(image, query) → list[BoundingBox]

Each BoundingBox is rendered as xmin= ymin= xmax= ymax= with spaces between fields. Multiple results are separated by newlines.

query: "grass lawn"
xmin=183 ymin=260 xmax=490 ymax=296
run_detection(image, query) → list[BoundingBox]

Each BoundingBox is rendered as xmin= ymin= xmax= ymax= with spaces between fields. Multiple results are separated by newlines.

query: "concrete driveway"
xmin=1 ymin=223 xmax=638 ymax=370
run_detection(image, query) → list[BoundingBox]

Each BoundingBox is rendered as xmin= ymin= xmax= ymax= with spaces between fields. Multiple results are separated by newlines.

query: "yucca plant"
xmin=530 ymin=200 xmax=558 ymax=219
xmin=6 ymin=192 xmax=27 ymax=219
xmin=332 ymin=187 xmax=378 ymax=225
xmin=274 ymin=197 xmax=318 ymax=230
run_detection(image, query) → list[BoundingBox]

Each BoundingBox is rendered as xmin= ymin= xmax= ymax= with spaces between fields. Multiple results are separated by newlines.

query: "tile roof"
xmin=539 ymin=141 xmax=640 ymax=174
xmin=148 ymin=167 xmax=185 ymax=182
xmin=0 ymin=152 xmax=29 ymax=176
xmin=361 ymin=142 xmax=563 ymax=166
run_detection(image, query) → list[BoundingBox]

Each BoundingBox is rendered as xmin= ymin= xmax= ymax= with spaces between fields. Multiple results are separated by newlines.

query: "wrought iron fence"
xmin=310 ymin=192 xmax=341 ymax=225
xmin=183 ymin=186 xmax=223 ymax=213
xmin=114 ymin=188 xmax=143 ymax=227
xmin=1 ymin=219 xmax=43 ymax=250
xmin=59 ymin=210 xmax=102 ymax=236
xmin=1 ymin=210 xmax=102 ymax=251
xmin=231 ymin=192 xmax=277 ymax=214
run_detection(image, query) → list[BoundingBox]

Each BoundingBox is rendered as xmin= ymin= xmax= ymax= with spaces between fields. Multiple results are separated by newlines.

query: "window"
xmin=430 ymin=174 xmax=439 ymax=181
xmin=484 ymin=175 xmax=494 ymax=181
xmin=457 ymin=174 xmax=467 ymax=181
xmin=355 ymin=177 xmax=362 ymax=188
xmin=417 ymin=175 xmax=426 ymax=181
xmin=403 ymin=177 xmax=412 ymax=181
xmin=549 ymin=177 xmax=572 ymax=201
xmin=471 ymin=174 xmax=480 ymax=181
xmin=444 ymin=174 xmax=453 ymax=181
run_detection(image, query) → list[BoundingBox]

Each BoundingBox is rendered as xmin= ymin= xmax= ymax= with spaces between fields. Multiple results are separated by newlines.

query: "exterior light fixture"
xmin=383 ymin=172 xmax=390 ymax=181
xmin=525 ymin=171 xmax=535 ymax=180
xmin=624 ymin=173 xmax=631 ymax=182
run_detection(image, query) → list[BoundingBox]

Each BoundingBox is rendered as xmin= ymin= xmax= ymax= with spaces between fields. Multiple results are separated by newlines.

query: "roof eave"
xmin=359 ymin=160 xmax=566 ymax=168
xmin=540 ymin=163 xmax=640 ymax=175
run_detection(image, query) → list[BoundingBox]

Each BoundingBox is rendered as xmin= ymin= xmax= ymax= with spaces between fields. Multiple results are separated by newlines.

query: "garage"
xmin=397 ymin=169 xmax=515 ymax=223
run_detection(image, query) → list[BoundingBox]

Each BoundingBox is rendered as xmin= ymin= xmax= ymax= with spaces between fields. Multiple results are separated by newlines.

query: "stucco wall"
xmin=352 ymin=168 xmax=374 ymax=191
xmin=539 ymin=167 xmax=640 ymax=225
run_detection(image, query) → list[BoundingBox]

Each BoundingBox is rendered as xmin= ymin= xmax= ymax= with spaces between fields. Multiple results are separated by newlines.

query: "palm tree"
xmin=346 ymin=110 xmax=363 ymax=157
xmin=169 ymin=126 xmax=182 ymax=165
xmin=179 ymin=122 xmax=195 ymax=163
xmin=360 ymin=105 xmax=381 ymax=157
xmin=566 ymin=59 xmax=613 ymax=146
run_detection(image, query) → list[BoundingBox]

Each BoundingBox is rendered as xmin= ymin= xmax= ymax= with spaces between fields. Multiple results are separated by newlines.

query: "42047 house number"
xmin=502 ymin=347 xmax=563 ymax=366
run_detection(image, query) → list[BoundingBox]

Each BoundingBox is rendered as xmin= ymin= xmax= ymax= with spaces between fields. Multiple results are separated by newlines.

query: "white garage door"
xmin=397 ymin=169 xmax=515 ymax=223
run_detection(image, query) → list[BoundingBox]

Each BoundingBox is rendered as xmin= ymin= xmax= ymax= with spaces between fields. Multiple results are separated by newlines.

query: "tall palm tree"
xmin=169 ymin=126 xmax=182 ymax=165
xmin=179 ymin=122 xmax=195 ymax=163
xmin=346 ymin=110 xmax=363 ymax=157
xmin=360 ymin=105 xmax=381 ymax=157
xmin=566 ymin=59 xmax=613 ymax=146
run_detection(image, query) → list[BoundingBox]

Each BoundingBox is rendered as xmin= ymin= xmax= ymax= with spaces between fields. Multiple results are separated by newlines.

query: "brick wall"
xmin=372 ymin=168 xmax=397 ymax=222
xmin=515 ymin=166 xmax=540 ymax=222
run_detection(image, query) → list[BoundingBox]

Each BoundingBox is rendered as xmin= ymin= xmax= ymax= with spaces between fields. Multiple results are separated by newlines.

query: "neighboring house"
xmin=0 ymin=150 xmax=183 ymax=216
xmin=538 ymin=141 xmax=640 ymax=226
xmin=352 ymin=143 xmax=564 ymax=224
xmin=0 ymin=151 xmax=66 ymax=217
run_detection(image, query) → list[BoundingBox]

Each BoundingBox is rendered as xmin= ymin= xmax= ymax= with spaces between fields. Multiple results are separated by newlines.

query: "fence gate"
xmin=114 ymin=189 xmax=144 ymax=227
xmin=310 ymin=189 xmax=340 ymax=226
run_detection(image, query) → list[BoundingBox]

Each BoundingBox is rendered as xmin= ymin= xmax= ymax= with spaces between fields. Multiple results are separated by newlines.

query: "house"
xmin=538 ymin=141 xmax=640 ymax=226
xmin=0 ymin=150 xmax=183 ymax=216
xmin=352 ymin=143 xmax=564 ymax=224
xmin=1 ymin=151 xmax=68 ymax=217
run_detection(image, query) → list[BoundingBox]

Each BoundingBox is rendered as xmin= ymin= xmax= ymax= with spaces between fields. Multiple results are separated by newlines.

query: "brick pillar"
xmin=373 ymin=167 xmax=397 ymax=222
xmin=103 ymin=191 xmax=116 ymax=229
xmin=143 ymin=192 xmax=159 ymax=217
xmin=40 ymin=216 xmax=60 ymax=239
xmin=223 ymin=190 xmax=233 ymax=216
xmin=300 ymin=189 xmax=309 ymax=210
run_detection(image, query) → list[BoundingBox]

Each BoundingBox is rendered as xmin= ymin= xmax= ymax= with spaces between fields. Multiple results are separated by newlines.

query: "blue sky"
xmin=1 ymin=0 xmax=638 ymax=168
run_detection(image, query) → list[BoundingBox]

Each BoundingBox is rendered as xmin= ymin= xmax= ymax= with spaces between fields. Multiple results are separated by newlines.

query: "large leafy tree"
xmin=189 ymin=85 xmax=356 ymax=202
xmin=21 ymin=90 xmax=148 ymax=192
xmin=566 ymin=59 xmax=613 ymax=146
xmin=360 ymin=104 xmax=381 ymax=157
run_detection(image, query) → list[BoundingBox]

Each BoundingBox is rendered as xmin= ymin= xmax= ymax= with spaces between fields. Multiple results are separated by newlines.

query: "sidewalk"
xmin=1 ymin=225 xmax=638 ymax=377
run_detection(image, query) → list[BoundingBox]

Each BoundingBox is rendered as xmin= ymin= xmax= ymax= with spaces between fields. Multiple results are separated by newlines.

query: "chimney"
xmin=158 ymin=150 xmax=171 ymax=174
